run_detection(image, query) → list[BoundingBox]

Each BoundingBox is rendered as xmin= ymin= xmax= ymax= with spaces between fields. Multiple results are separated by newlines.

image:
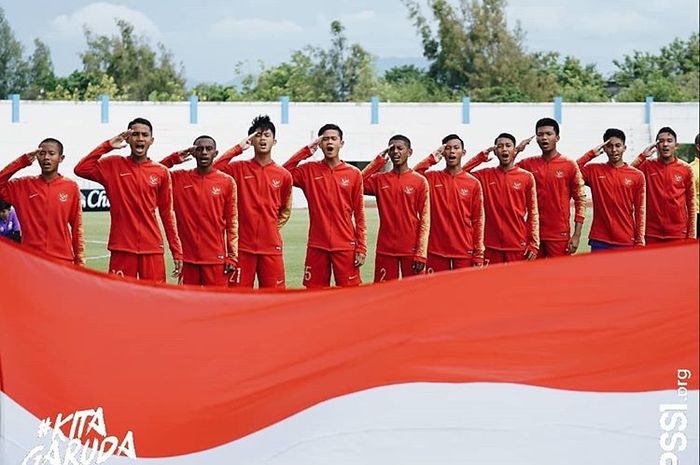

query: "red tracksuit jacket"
xmin=160 ymin=154 xmax=238 ymax=265
xmin=578 ymin=151 xmax=646 ymax=246
xmin=414 ymin=155 xmax=485 ymax=262
xmin=462 ymin=152 xmax=539 ymax=253
xmin=213 ymin=145 xmax=292 ymax=255
xmin=283 ymin=146 xmax=367 ymax=254
xmin=516 ymin=153 xmax=586 ymax=241
xmin=74 ymin=141 xmax=183 ymax=259
xmin=362 ymin=156 xmax=430 ymax=262
xmin=631 ymin=155 xmax=696 ymax=239
xmin=0 ymin=155 xmax=85 ymax=264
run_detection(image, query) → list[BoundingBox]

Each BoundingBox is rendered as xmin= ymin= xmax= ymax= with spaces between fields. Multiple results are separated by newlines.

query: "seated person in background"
xmin=0 ymin=200 xmax=21 ymax=243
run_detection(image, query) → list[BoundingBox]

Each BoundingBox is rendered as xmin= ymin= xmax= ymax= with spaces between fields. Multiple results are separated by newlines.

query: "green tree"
xmin=0 ymin=7 xmax=28 ymax=96
xmin=612 ymin=33 xmax=699 ymax=101
xmin=403 ymin=0 xmax=555 ymax=101
xmin=25 ymin=39 xmax=57 ymax=99
xmin=534 ymin=52 xmax=608 ymax=102
xmin=379 ymin=65 xmax=451 ymax=101
xmin=81 ymin=19 xmax=186 ymax=100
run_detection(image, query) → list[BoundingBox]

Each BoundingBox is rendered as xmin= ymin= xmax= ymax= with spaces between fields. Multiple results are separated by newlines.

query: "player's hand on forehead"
xmin=595 ymin=139 xmax=612 ymax=155
xmin=307 ymin=136 xmax=323 ymax=153
xmin=24 ymin=148 xmax=41 ymax=163
xmin=379 ymin=144 xmax=394 ymax=159
xmin=516 ymin=135 xmax=534 ymax=152
xmin=240 ymin=132 xmax=258 ymax=150
xmin=178 ymin=146 xmax=197 ymax=161
xmin=432 ymin=143 xmax=446 ymax=161
xmin=110 ymin=129 xmax=132 ymax=149
xmin=643 ymin=141 xmax=658 ymax=157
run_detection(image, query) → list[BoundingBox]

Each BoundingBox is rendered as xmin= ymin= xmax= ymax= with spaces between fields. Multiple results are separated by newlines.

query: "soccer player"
xmin=692 ymin=133 xmax=699 ymax=238
xmin=283 ymin=123 xmax=367 ymax=288
xmin=576 ymin=129 xmax=646 ymax=252
xmin=515 ymin=118 xmax=586 ymax=257
xmin=361 ymin=134 xmax=430 ymax=281
xmin=159 ymin=135 xmax=238 ymax=287
xmin=74 ymin=118 xmax=183 ymax=282
xmin=414 ymin=134 xmax=485 ymax=271
xmin=0 ymin=201 xmax=21 ymax=242
xmin=213 ymin=115 xmax=293 ymax=289
xmin=631 ymin=127 xmax=696 ymax=242
xmin=459 ymin=133 xmax=539 ymax=264
xmin=0 ymin=138 xmax=85 ymax=264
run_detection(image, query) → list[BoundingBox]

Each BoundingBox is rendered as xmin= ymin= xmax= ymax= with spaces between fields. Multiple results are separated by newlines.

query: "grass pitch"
xmin=83 ymin=207 xmax=591 ymax=287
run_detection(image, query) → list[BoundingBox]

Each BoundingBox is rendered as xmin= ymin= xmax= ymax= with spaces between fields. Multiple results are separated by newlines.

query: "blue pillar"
xmin=644 ymin=96 xmax=653 ymax=124
xmin=280 ymin=96 xmax=289 ymax=124
xmin=370 ymin=96 xmax=379 ymax=125
xmin=10 ymin=94 xmax=20 ymax=123
xmin=554 ymin=96 xmax=562 ymax=124
xmin=100 ymin=95 xmax=109 ymax=124
xmin=189 ymin=95 xmax=198 ymax=124
xmin=462 ymin=97 xmax=471 ymax=124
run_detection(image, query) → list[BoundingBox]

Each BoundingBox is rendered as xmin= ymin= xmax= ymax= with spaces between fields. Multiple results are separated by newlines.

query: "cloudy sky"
xmin=3 ymin=0 xmax=698 ymax=84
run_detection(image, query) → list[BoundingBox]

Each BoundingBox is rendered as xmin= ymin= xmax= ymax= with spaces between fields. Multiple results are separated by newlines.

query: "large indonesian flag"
xmin=1 ymin=239 xmax=698 ymax=464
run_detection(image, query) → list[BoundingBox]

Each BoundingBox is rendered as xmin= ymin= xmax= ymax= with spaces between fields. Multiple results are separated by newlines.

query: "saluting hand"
xmin=307 ymin=136 xmax=323 ymax=154
xmin=110 ymin=130 xmax=132 ymax=149
xmin=240 ymin=132 xmax=257 ymax=151
xmin=642 ymin=141 xmax=657 ymax=158
xmin=176 ymin=146 xmax=196 ymax=163
xmin=432 ymin=144 xmax=446 ymax=162
xmin=515 ymin=135 xmax=535 ymax=153
xmin=23 ymin=149 xmax=41 ymax=164
xmin=592 ymin=139 xmax=611 ymax=157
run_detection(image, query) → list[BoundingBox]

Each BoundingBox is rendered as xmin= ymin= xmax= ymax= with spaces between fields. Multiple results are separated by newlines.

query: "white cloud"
xmin=51 ymin=2 xmax=162 ymax=40
xmin=209 ymin=18 xmax=303 ymax=39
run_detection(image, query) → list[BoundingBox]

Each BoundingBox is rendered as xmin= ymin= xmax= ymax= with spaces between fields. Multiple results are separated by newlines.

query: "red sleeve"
xmin=526 ymin=173 xmax=540 ymax=253
xmin=225 ymin=177 xmax=238 ymax=264
xmin=570 ymin=161 xmax=586 ymax=225
xmin=685 ymin=167 xmax=697 ymax=239
xmin=472 ymin=180 xmax=485 ymax=265
xmin=69 ymin=182 xmax=86 ymax=266
xmin=630 ymin=153 xmax=648 ymax=169
xmin=462 ymin=151 xmax=489 ymax=172
xmin=213 ymin=145 xmax=244 ymax=172
xmin=353 ymin=171 xmax=367 ymax=255
xmin=361 ymin=156 xmax=386 ymax=195
xmin=576 ymin=150 xmax=598 ymax=185
xmin=283 ymin=146 xmax=313 ymax=188
xmin=277 ymin=174 xmax=293 ymax=230
xmin=0 ymin=155 xmax=32 ymax=203
xmin=414 ymin=176 xmax=430 ymax=263
xmin=634 ymin=174 xmax=646 ymax=246
xmin=74 ymin=141 xmax=113 ymax=183
xmin=157 ymin=171 xmax=183 ymax=260
xmin=414 ymin=154 xmax=439 ymax=174
xmin=159 ymin=152 xmax=187 ymax=169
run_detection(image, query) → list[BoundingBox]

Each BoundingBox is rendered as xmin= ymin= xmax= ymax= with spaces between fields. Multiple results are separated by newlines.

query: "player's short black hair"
xmin=0 ymin=199 xmax=11 ymax=210
xmin=128 ymin=117 xmax=153 ymax=134
xmin=318 ymin=123 xmax=343 ymax=140
xmin=536 ymin=117 xmax=560 ymax=136
xmin=441 ymin=134 xmax=464 ymax=149
xmin=248 ymin=115 xmax=276 ymax=137
xmin=656 ymin=126 xmax=677 ymax=141
xmin=494 ymin=133 xmax=516 ymax=145
xmin=193 ymin=135 xmax=217 ymax=147
xmin=39 ymin=138 xmax=64 ymax=155
xmin=695 ymin=133 xmax=700 ymax=145
xmin=389 ymin=134 xmax=411 ymax=148
xmin=603 ymin=128 xmax=626 ymax=144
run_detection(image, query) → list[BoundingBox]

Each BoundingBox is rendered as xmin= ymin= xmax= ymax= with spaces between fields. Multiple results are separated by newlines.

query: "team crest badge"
xmin=555 ymin=170 xmax=565 ymax=178
xmin=459 ymin=187 xmax=469 ymax=197
xmin=512 ymin=181 xmax=522 ymax=190
xmin=674 ymin=174 xmax=683 ymax=183
xmin=58 ymin=192 xmax=69 ymax=202
xmin=148 ymin=175 xmax=159 ymax=186
xmin=340 ymin=177 xmax=351 ymax=187
xmin=404 ymin=185 xmax=415 ymax=195
xmin=271 ymin=178 xmax=281 ymax=189
xmin=211 ymin=186 xmax=222 ymax=196
xmin=623 ymin=178 xmax=633 ymax=186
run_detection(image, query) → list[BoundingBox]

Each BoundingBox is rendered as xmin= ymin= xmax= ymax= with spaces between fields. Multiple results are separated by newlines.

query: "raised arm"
xmin=462 ymin=149 xmax=492 ymax=173
xmin=0 ymin=150 xmax=38 ymax=202
xmin=213 ymin=133 xmax=255 ymax=171
xmin=414 ymin=144 xmax=444 ymax=174
xmin=630 ymin=142 xmax=657 ymax=168
xmin=362 ymin=147 xmax=390 ymax=195
xmin=159 ymin=147 xmax=195 ymax=168
xmin=283 ymin=137 xmax=321 ymax=188
xmin=74 ymin=131 xmax=130 ymax=182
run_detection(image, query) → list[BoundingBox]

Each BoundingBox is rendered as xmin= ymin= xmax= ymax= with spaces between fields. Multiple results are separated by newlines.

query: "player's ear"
xmin=272 ymin=139 xmax=278 ymax=147
xmin=340 ymin=139 xmax=345 ymax=148
xmin=408 ymin=148 xmax=413 ymax=157
xmin=59 ymin=154 xmax=65 ymax=163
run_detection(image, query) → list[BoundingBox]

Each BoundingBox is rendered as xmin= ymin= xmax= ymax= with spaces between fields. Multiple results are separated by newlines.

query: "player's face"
xmin=0 ymin=209 xmax=9 ymax=221
xmin=443 ymin=138 xmax=464 ymax=168
xmin=319 ymin=129 xmax=344 ymax=159
xmin=193 ymin=138 xmax=217 ymax=168
xmin=252 ymin=128 xmax=276 ymax=154
xmin=536 ymin=126 xmax=559 ymax=152
xmin=656 ymin=132 xmax=677 ymax=160
xmin=128 ymin=123 xmax=154 ymax=157
xmin=388 ymin=139 xmax=412 ymax=167
xmin=603 ymin=137 xmax=626 ymax=165
xmin=494 ymin=138 xmax=515 ymax=165
xmin=37 ymin=141 xmax=64 ymax=175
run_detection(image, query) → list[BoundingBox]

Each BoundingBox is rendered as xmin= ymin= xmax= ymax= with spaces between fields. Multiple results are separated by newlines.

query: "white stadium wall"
xmin=1 ymin=99 xmax=698 ymax=207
